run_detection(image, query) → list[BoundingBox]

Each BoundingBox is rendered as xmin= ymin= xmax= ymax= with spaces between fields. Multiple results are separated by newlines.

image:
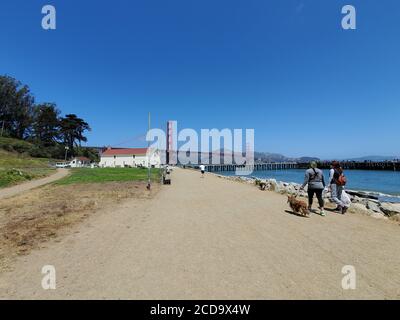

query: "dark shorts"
xmin=201 ymin=170 xmax=205 ymax=174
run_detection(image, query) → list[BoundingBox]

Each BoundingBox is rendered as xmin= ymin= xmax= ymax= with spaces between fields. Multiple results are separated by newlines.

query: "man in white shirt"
xmin=199 ymin=164 xmax=205 ymax=177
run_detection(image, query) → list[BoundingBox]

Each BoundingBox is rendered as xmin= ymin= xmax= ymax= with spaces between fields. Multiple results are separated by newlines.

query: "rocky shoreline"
xmin=213 ymin=174 xmax=400 ymax=221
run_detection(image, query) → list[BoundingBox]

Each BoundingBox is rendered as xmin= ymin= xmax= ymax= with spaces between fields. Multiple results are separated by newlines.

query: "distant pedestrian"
xmin=329 ymin=161 xmax=348 ymax=214
xmin=199 ymin=164 xmax=205 ymax=178
xmin=300 ymin=161 xmax=326 ymax=216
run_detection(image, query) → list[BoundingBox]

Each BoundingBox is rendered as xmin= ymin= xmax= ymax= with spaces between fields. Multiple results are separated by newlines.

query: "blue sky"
xmin=1 ymin=0 xmax=399 ymax=159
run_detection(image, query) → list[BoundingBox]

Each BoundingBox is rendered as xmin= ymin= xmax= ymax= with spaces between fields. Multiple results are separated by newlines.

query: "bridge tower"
xmin=166 ymin=121 xmax=177 ymax=165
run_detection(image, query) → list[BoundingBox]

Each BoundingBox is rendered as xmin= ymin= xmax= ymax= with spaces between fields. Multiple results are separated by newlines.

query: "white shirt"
xmin=329 ymin=168 xmax=334 ymax=184
xmin=200 ymin=165 xmax=205 ymax=171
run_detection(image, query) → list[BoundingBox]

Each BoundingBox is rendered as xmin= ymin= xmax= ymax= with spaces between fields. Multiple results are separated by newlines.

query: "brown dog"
xmin=287 ymin=195 xmax=310 ymax=217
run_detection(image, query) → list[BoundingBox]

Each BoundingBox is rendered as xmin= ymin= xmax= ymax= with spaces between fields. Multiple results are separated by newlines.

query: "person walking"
xmin=329 ymin=161 xmax=347 ymax=214
xmin=199 ymin=164 xmax=205 ymax=178
xmin=300 ymin=161 xmax=326 ymax=216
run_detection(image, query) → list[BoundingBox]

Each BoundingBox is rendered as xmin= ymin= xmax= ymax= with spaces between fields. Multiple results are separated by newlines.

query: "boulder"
xmin=366 ymin=200 xmax=382 ymax=213
xmin=285 ymin=184 xmax=296 ymax=194
xmin=370 ymin=212 xmax=388 ymax=220
xmin=350 ymin=203 xmax=386 ymax=219
xmin=379 ymin=203 xmax=400 ymax=217
xmin=391 ymin=214 xmax=400 ymax=222
xmin=298 ymin=190 xmax=308 ymax=198
xmin=351 ymin=203 xmax=369 ymax=213
xmin=268 ymin=179 xmax=278 ymax=192
xmin=276 ymin=182 xmax=285 ymax=193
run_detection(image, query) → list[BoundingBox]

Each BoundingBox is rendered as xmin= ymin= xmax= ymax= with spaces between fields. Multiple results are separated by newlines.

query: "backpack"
xmin=335 ymin=169 xmax=347 ymax=186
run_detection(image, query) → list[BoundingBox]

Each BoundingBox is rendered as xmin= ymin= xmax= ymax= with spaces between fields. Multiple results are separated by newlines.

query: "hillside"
xmin=0 ymin=136 xmax=36 ymax=154
xmin=254 ymin=151 xmax=320 ymax=163
xmin=0 ymin=138 xmax=55 ymax=188
xmin=344 ymin=155 xmax=400 ymax=162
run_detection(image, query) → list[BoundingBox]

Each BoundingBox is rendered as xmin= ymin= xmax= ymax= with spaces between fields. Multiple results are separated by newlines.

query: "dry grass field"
xmin=0 ymin=181 xmax=159 ymax=272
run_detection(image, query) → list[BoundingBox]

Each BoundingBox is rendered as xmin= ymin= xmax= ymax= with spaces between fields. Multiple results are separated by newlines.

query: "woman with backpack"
xmin=300 ymin=161 xmax=326 ymax=216
xmin=329 ymin=161 xmax=348 ymax=214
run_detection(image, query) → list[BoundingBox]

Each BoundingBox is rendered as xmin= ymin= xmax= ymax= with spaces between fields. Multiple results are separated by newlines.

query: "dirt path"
xmin=0 ymin=169 xmax=69 ymax=200
xmin=1 ymin=168 xmax=400 ymax=299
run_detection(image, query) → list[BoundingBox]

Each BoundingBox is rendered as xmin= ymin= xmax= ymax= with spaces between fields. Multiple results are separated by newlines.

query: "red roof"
xmin=75 ymin=156 xmax=90 ymax=161
xmin=102 ymin=148 xmax=148 ymax=156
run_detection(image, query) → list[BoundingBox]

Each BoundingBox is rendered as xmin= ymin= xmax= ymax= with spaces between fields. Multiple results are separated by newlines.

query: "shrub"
xmin=28 ymin=145 xmax=52 ymax=158
xmin=0 ymin=137 xmax=34 ymax=154
xmin=0 ymin=169 xmax=34 ymax=188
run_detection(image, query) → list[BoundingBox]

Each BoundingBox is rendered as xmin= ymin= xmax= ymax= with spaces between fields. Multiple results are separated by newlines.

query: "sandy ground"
xmin=0 ymin=169 xmax=69 ymax=200
xmin=0 ymin=167 xmax=400 ymax=299
xmin=0 ymin=180 xmax=157 ymax=273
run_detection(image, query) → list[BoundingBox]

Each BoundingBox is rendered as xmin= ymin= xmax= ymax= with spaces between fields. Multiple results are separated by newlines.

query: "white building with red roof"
xmin=70 ymin=156 xmax=91 ymax=168
xmin=99 ymin=147 xmax=161 ymax=168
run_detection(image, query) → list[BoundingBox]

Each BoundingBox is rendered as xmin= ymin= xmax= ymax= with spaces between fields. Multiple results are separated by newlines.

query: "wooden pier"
xmin=297 ymin=161 xmax=400 ymax=171
xmin=196 ymin=162 xmax=298 ymax=172
xmin=205 ymin=162 xmax=298 ymax=172
xmin=181 ymin=160 xmax=400 ymax=172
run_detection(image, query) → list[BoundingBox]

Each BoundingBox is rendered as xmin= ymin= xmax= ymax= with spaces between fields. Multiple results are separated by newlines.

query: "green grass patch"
xmin=0 ymin=149 xmax=55 ymax=188
xmin=0 ymin=169 xmax=34 ymax=188
xmin=56 ymin=167 xmax=161 ymax=185
xmin=0 ymin=149 xmax=51 ymax=169
xmin=0 ymin=167 xmax=54 ymax=188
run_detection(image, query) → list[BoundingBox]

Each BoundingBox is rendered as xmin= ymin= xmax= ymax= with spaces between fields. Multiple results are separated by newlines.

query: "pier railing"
xmin=179 ymin=160 xmax=400 ymax=172
xmin=297 ymin=161 xmax=400 ymax=171
xmin=178 ymin=162 xmax=298 ymax=172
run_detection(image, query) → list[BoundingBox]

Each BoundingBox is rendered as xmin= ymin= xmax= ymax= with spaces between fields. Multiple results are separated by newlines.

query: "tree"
xmin=1 ymin=74 xmax=93 ymax=161
xmin=33 ymin=103 xmax=61 ymax=146
xmin=0 ymin=76 xmax=17 ymax=137
xmin=59 ymin=114 xmax=91 ymax=156
xmin=13 ymin=85 xmax=35 ymax=139
xmin=0 ymin=75 xmax=35 ymax=139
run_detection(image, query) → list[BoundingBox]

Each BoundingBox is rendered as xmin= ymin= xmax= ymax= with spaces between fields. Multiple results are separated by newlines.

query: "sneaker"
xmin=320 ymin=209 xmax=326 ymax=216
xmin=342 ymin=207 xmax=348 ymax=215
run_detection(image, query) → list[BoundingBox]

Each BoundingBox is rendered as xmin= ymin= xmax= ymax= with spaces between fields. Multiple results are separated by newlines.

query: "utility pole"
xmin=64 ymin=146 xmax=69 ymax=162
xmin=146 ymin=112 xmax=151 ymax=190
